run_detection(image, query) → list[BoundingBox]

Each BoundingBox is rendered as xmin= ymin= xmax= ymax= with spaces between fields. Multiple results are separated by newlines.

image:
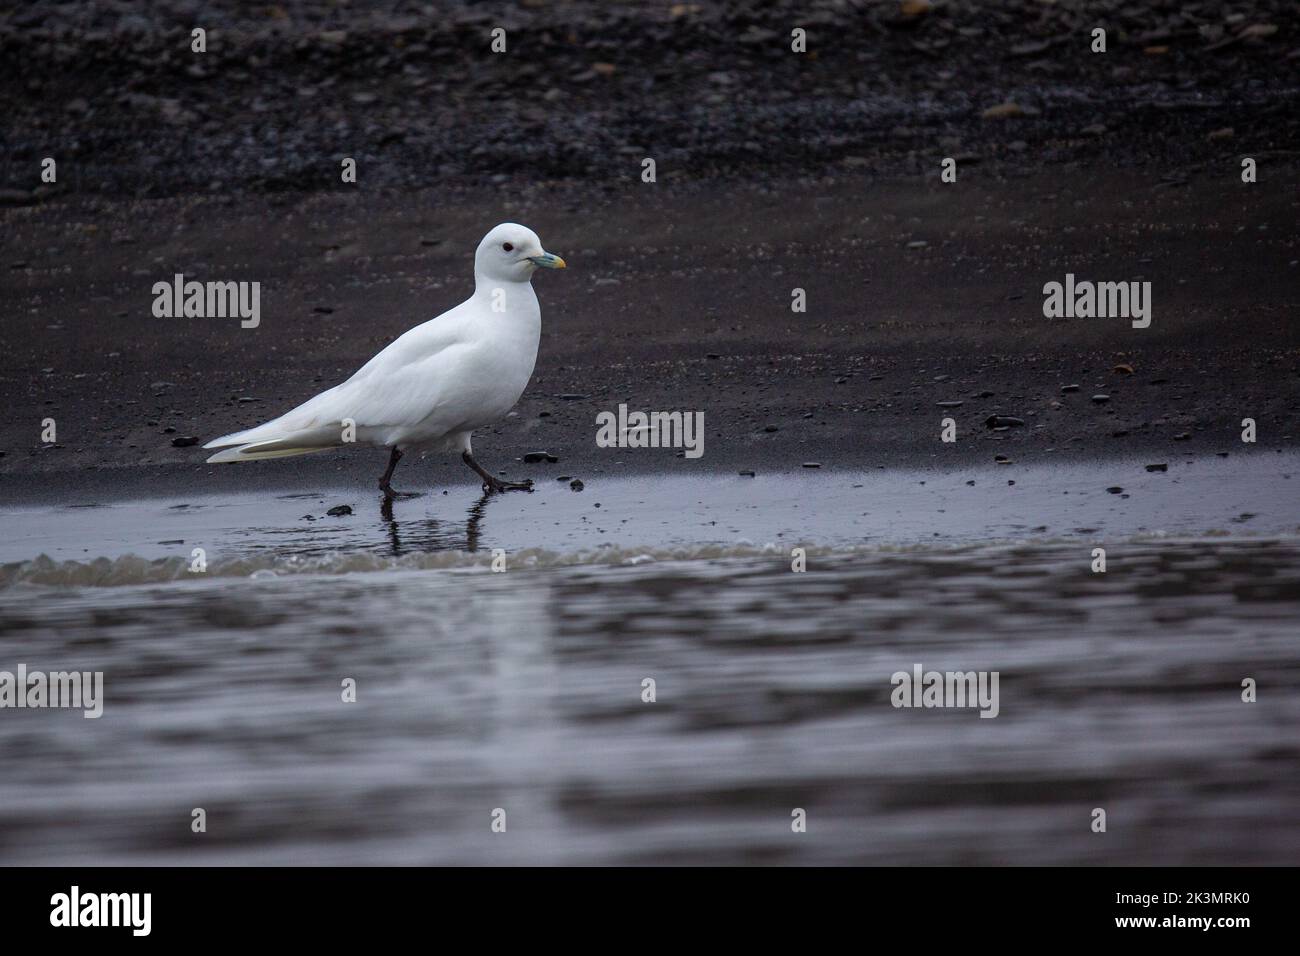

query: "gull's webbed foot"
xmin=483 ymin=477 xmax=534 ymax=494
xmin=463 ymin=451 xmax=534 ymax=494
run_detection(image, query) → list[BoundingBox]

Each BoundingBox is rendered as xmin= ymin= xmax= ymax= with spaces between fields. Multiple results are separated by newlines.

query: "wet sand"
xmin=2 ymin=1 xmax=1298 ymax=502
xmin=2 ymin=169 xmax=1297 ymax=504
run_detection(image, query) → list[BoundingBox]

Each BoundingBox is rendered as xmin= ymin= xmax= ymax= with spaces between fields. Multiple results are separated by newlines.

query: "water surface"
xmin=1 ymin=457 xmax=1298 ymax=865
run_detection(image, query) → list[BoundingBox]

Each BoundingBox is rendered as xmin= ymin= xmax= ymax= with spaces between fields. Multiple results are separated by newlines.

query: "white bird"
xmin=203 ymin=223 xmax=565 ymax=498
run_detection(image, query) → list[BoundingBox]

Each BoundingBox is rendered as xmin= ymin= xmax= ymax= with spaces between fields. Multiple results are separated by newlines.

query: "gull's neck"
xmin=473 ymin=272 xmax=535 ymax=296
xmin=470 ymin=273 xmax=540 ymax=326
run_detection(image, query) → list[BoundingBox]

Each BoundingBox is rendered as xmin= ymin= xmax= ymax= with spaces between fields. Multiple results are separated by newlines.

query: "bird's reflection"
xmin=381 ymin=492 xmax=490 ymax=555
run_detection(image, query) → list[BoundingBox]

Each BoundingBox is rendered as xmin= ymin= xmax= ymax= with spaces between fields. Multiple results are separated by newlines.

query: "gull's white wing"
xmin=204 ymin=301 xmax=474 ymax=460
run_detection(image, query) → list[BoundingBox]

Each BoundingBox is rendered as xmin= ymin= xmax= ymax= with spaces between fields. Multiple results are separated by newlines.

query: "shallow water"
xmin=2 ymin=454 xmax=1297 ymax=582
xmin=1 ymin=457 xmax=1298 ymax=864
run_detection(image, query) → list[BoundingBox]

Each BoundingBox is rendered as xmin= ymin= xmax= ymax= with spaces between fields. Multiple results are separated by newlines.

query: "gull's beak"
xmin=528 ymin=252 xmax=566 ymax=269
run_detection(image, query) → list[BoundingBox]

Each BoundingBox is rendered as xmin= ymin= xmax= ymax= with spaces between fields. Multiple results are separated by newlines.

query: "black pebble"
xmin=985 ymin=415 xmax=1025 ymax=429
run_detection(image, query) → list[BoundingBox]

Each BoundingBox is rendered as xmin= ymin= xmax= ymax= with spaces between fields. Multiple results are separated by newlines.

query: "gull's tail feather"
xmin=205 ymin=439 xmax=334 ymax=464
xmin=204 ymin=403 xmax=345 ymax=463
xmin=203 ymin=418 xmax=306 ymax=450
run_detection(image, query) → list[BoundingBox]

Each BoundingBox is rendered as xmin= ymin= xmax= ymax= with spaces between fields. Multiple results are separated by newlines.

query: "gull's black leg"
xmin=378 ymin=447 xmax=421 ymax=499
xmin=462 ymin=450 xmax=533 ymax=493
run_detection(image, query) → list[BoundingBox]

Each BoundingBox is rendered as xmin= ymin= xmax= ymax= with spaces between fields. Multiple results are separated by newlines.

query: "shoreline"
xmin=1 ymin=442 xmax=1293 ymax=506
xmin=3 ymin=169 xmax=1297 ymax=502
xmin=3 ymin=452 xmax=1296 ymax=579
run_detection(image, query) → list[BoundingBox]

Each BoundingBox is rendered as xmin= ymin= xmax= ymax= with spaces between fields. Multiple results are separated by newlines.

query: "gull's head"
xmin=475 ymin=223 xmax=566 ymax=283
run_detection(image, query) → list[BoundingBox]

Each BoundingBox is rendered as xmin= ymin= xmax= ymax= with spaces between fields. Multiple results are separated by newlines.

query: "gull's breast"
xmin=410 ymin=320 xmax=540 ymax=442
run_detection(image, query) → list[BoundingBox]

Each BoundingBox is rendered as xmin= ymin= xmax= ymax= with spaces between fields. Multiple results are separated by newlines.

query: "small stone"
xmin=1239 ymin=24 xmax=1278 ymax=40
xmin=171 ymin=436 xmax=200 ymax=447
xmin=1106 ymin=487 xmax=1123 ymax=494
xmin=936 ymin=400 xmax=964 ymax=408
xmin=1061 ymin=384 xmax=1080 ymax=393
xmin=569 ymin=479 xmax=584 ymax=492
xmin=981 ymin=102 xmax=1024 ymax=120
xmin=523 ymin=451 xmax=558 ymax=463
xmin=326 ymin=505 xmax=353 ymax=516
xmin=985 ymin=415 xmax=1025 ymax=428
xmin=1145 ymin=463 xmax=1168 ymax=472
xmin=802 ymin=462 xmax=821 ymax=468
xmin=1010 ymin=39 xmax=1053 ymax=56
xmin=1091 ymin=394 xmax=1110 ymax=404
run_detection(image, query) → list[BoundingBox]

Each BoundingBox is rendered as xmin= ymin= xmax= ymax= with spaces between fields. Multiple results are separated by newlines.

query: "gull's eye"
xmin=502 ymin=242 xmax=514 ymax=252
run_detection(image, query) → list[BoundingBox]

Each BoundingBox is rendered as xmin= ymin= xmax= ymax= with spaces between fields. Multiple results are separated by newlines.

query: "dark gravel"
xmin=1 ymin=0 xmax=1297 ymax=199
